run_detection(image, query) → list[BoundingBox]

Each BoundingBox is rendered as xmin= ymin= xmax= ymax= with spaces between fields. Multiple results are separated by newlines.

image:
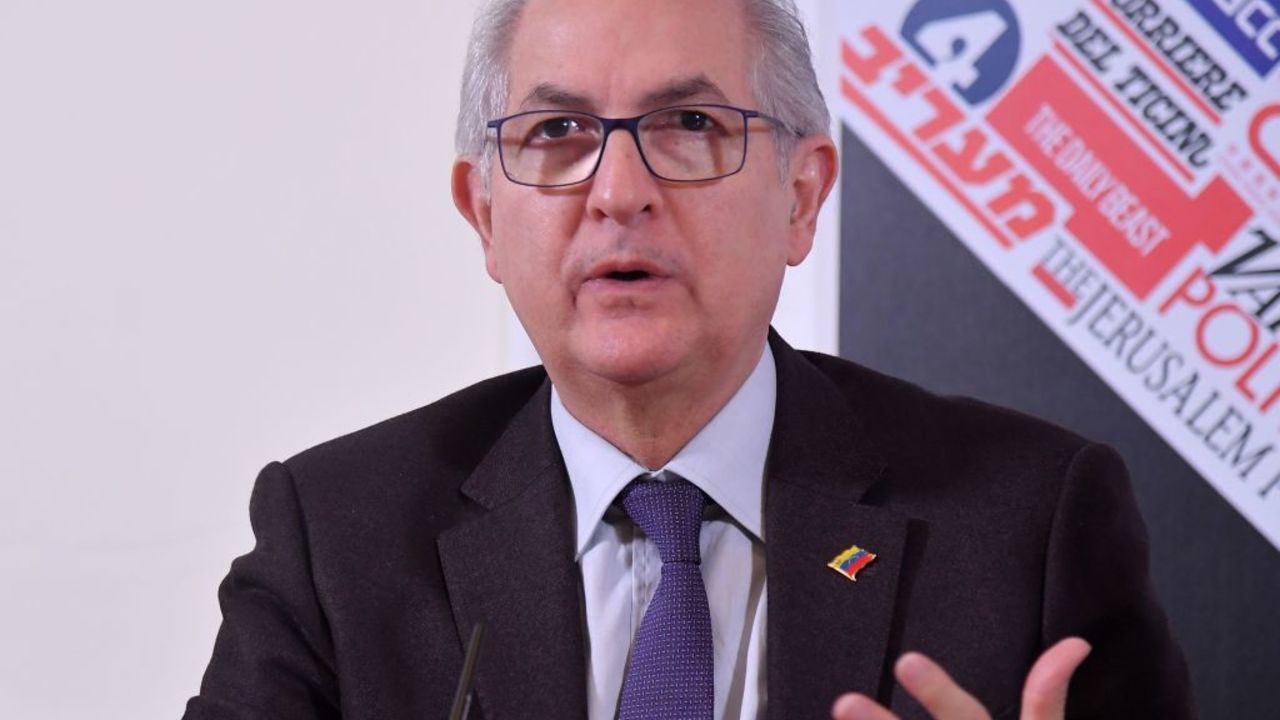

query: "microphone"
xmin=448 ymin=622 xmax=486 ymax=720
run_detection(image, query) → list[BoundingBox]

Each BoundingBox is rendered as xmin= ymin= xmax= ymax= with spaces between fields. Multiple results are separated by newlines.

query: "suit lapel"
xmin=765 ymin=334 xmax=910 ymax=719
xmin=438 ymin=381 xmax=587 ymax=720
xmin=436 ymin=337 xmax=913 ymax=719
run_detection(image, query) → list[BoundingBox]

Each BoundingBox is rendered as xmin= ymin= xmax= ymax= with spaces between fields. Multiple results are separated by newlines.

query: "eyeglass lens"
xmin=497 ymin=105 xmax=748 ymax=186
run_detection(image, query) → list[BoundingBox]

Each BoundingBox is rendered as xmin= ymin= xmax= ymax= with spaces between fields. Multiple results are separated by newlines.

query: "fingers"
xmin=1021 ymin=637 xmax=1092 ymax=720
xmin=895 ymin=652 xmax=990 ymax=720
xmin=831 ymin=638 xmax=1091 ymax=720
xmin=829 ymin=653 xmax=990 ymax=720
xmin=831 ymin=692 xmax=898 ymax=720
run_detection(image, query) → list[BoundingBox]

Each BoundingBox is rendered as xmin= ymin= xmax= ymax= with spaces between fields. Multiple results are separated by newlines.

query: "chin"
xmin=569 ymin=322 xmax=693 ymax=387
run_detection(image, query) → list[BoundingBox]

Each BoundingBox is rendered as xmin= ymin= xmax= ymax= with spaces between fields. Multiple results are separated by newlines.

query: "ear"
xmin=784 ymin=134 xmax=838 ymax=266
xmin=452 ymin=155 xmax=502 ymax=283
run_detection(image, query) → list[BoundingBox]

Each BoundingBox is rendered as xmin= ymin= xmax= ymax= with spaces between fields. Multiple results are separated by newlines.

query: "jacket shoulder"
xmin=282 ymin=366 xmax=548 ymax=491
xmin=797 ymin=350 xmax=1095 ymax=483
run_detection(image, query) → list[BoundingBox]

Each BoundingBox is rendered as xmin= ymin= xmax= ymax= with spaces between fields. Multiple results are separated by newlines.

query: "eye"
xmin=534 ymin=117 xmax=581 ymax=139
xmin=678 ymin=110 xmax=714 ymax=132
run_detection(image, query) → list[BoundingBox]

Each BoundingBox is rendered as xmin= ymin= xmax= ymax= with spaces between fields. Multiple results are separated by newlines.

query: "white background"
xmin=0 ymin=1 xmax=834 ymax=716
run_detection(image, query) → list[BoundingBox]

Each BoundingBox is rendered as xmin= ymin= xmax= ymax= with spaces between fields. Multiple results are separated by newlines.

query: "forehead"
xmin=504 ymin=0 xmax=755 ymax=114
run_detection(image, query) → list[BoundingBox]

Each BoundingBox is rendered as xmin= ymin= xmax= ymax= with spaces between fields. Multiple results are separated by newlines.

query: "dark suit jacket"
xmin=184 ymin=334 xmax=1192 ymax=719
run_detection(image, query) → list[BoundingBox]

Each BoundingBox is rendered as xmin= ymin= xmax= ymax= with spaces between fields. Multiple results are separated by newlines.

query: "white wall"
xmin=0 ymin=2 xmax=505 ymax=717
xmin=0 ymin=1 xmax=835 ymax=717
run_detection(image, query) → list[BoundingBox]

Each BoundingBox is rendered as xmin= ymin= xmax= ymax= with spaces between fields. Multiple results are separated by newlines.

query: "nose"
xmin=585 ymin=127 xmax=660 ymax=225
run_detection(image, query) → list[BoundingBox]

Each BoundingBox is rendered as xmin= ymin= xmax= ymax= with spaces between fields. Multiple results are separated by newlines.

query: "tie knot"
xmin=620 ymin=472 xmax=708 ymax=565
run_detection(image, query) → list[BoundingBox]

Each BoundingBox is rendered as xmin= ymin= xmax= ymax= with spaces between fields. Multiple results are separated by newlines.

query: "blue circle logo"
xmin=901 ymin=0 xmax=1022 ymax=106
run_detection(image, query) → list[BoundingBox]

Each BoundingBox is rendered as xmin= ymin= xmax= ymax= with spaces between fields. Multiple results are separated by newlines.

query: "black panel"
xmin=838 ymin=124 xmax=1280 ymax=719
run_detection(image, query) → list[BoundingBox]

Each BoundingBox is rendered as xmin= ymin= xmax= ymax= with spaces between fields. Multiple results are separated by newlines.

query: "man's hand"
xmin=830 ymin=637 xmax=1092 ymax=720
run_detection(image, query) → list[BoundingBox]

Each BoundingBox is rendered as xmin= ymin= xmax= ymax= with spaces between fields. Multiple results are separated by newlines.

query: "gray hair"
xmin=454 ymin=0 xmax=830 ymax=184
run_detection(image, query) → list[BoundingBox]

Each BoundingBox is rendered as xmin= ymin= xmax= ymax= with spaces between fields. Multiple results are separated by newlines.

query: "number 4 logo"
xmin=901 ymin=0 xmax=1022 ymax=106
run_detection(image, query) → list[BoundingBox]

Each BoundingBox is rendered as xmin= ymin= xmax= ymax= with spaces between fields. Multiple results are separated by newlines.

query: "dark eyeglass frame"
xmin=484 ymin=103 xmax=791 ymax=188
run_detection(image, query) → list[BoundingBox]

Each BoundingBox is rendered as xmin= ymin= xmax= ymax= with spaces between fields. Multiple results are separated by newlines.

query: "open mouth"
xmin=580 ymin=257 xmax=670 ymax=294
xmin=606 ymin=269 xmax=652 ymax=282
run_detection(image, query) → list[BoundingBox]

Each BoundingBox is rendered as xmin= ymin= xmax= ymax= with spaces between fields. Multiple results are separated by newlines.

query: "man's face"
xmin=457 ymin=0 xmax=830 ymax=392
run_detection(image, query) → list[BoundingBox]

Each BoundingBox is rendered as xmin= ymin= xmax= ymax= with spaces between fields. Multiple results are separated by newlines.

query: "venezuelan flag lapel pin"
xmin=828 ymin=543 xmax=877 ymax=581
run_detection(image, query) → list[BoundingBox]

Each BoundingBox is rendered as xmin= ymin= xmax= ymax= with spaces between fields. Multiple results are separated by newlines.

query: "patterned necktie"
xmin=617 ymin=472 xmax=714 ymax=720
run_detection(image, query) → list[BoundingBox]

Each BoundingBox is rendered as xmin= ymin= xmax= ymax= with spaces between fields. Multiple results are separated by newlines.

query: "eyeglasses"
xmin=485 ymin=104 xmax=787 ymax=188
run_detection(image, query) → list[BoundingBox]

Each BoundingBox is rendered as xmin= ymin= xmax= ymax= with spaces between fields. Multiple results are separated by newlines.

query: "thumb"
xmin=1021 ymin=637 xmax=1091 ymax=720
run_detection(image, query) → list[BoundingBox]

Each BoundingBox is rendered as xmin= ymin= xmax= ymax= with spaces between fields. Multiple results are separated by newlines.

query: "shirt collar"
xmin=551 ymin=345 xmax=776 ymax=558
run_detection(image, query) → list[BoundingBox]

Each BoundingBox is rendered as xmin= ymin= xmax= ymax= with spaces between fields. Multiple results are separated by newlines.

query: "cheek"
xmin=680 ymin=189 xmax=791 ymax=323
xmin=696 ymin=184 xmax=791 ymax=272
xmin=488 ymin=194 xmax=582 ymax=292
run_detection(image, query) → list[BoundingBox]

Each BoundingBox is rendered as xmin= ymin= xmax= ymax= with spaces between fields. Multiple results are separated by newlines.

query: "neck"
xmin=552 ymin=341 xmax=766 ymax=470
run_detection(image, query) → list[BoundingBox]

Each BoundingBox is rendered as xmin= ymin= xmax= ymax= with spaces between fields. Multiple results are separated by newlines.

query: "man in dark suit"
xmin=184 ymin=0 xmax=1193 ymax=718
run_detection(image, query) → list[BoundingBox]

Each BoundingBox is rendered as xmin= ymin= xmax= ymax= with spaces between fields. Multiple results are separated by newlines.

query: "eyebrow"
xmin=515 ymin=74 xmax=732 ymax=114
xmin=517 ymin=83 xmax=595 ymax=112
xmin=638 ymin=75 xmax=730 ymax=109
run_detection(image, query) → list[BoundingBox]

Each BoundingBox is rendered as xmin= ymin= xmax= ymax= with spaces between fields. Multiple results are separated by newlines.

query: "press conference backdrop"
xmin=822 ymin=0 xmax=1280 ymax=717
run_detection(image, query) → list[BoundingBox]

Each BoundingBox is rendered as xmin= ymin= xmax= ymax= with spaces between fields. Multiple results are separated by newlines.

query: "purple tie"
xmin=617 ymin=472 xmax=714 ymax=720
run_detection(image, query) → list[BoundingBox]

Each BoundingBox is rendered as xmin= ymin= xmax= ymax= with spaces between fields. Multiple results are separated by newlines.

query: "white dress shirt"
xmin=550 ymin=345 xmax=776 ymax=720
